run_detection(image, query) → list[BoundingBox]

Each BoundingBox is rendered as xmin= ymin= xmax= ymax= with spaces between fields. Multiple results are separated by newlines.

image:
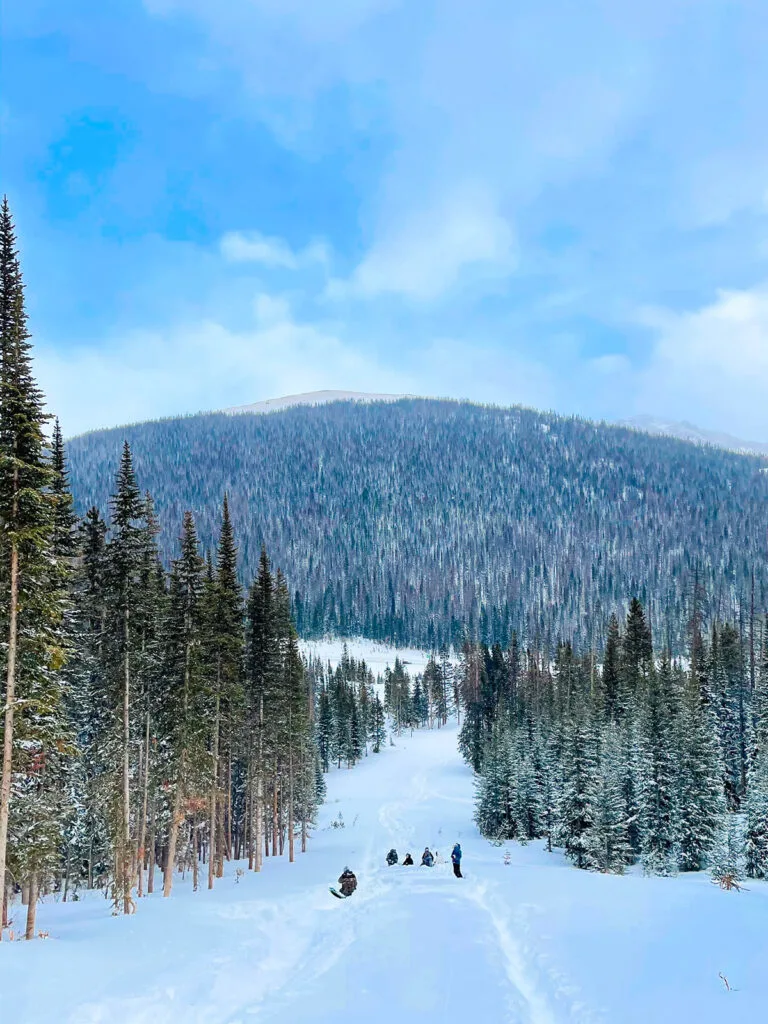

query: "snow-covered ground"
xmin=299 ymin=637 xmax=439 ymax=675
xmin=2 ymin=723 xmax=766 ymax=1023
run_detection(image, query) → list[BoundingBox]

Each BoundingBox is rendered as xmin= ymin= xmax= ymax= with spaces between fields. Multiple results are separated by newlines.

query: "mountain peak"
xmin=223 ymin=390 xmax=407 ymax=416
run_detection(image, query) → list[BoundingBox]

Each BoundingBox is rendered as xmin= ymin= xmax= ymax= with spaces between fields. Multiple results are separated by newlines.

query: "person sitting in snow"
xmin=386 ymin=849 xmax=399 ymax=866
xmin=451 ymin=843 xmax=463 ymax=878
xmin=421 ymin=847 xmax=435 ymax=867
xmin=338 ymin=867 xmax=357 ymax=897
xmin=403 ymin=853 xmax=414 ymax=865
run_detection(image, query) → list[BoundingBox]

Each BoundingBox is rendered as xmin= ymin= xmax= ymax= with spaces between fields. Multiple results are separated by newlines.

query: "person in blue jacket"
xmin=451 ymin=843 xmax=463 ymax=878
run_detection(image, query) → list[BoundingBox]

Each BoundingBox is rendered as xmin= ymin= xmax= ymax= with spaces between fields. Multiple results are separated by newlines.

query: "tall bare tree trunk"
xmin=223 ymin=749 xmax=232 ymax=870
xmin=288 ymin=744 xmax=295 ymax=864
xmin=147 ymin=795 xmax=156 ymax=895
xmin=164 ymin=632 xmax=191 ymax=898
xmin=216 ymin=795 xmax=225 ymax=877
xmin=25 ymin=872 xmax=38 ymax=940
xmin=208 ymin=693 xmax=220 ymax=890
xmin=137 ymin=711 xmax=150 ymax=897
xmin=192 ymin=818 xmax=199 ymax=892
xmin=246 ymin=761 xmax=254 ymax=870
xmin=163 ymin=784 xmax=183 ymax=897
xmin=0 ymin=541 xmax=19 ymax=942
xmin=121 ymin=606 xmax=132 ymax=915
xmin=254 ymin=695 xmax=264 ymax=871
xmin=272 ymin=770 xmax=279 ymax=858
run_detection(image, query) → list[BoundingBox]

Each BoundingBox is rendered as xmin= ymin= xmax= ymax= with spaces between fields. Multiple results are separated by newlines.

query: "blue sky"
xmin=3 ymin=0 xmax=768 ymax=438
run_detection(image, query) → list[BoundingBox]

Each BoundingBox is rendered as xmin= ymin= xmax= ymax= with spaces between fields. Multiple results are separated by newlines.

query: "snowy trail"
xmin=237 ymin=729 xmax=557 ymax=1024
xmin=2 ymin=721 xmax=768 ymax=1023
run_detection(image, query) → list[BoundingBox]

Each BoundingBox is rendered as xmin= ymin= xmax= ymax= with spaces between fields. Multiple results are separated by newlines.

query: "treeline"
xmin=310 ymin=650 xmax=454 ymax=771
xmin=0 ymin=201 xmax=324 ymax=941
xmin=461 ymin=599 xmax=768 ymax=879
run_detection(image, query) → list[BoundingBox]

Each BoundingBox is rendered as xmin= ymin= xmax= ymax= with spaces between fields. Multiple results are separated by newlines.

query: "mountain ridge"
xmin=65 ymin=396 xmax=768 ymax=651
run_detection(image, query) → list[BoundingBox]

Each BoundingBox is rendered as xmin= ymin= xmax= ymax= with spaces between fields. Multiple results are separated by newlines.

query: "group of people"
xmin=386 ymin=844 xmax=463 ymax=878
xmin=336 ymin=842 xmax=463 ymax=897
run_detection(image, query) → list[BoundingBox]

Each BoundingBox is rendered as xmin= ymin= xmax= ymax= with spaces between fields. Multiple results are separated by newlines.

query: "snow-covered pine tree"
xmin=161 ymin=512 xmax=207 ymax=897
xmin=245 ymin=547 xmax=280 ymax=867
xmin=744 ymin=746 xmax=768 ymax=879
xmin=205 ymin=495 xmax=243 ymax=886
xmin=638 ymin=654 xmax=682 ymax=876
xmin=602 ymin=614 xmax=621 ymax=721
xmin=588 ymin=723 xmax=632 ymax=873
xmin=677 ymin=670 xmax=725 ymax=872
xmin=134 ymin=493 xmax=166 ymax=898
xmin=103 ymin=443 xmax=147 ymax=913
xmin=474 ymin=723 xmax=519 ymax=842
xmin=557 ymin=716 xmax=599 ymax=870
xmin=0 ymin=198 xmax=70 ymax=940
xmin=710 ymin=813 xmax=745 ymax=887
xmin=369 ymin=691 xmax=386 ymax=753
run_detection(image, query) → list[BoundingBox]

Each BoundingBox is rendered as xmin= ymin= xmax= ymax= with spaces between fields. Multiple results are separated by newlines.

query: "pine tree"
xmin=161 ymin=512 xmax=206 ymax=897
xmin=0 ymin=197 xmax=69 ymax=940
xmin=474 ymin=723 xmax=519 ymax=842
xmin=558 ymin=716 xmax=599 ymax=869
xmin=66 ymin=508 xmax=111 ymax=895
xmin=244 ymin=547 xmax=279 ymax=868
xmin=638 ymin=655 xmax=681 ymax=876
xmin=745 ymin=746 xmax=768 ymax=879
xmin=369 ymin=692 xmax=386 ymax=753
xmin=678 ymin=679 xmax=725 ymax=872
xmin=602 ymin=614 xmax=621 ymax=721
xmin=710 ymin=813 xmax=745 ymax=886
xmin=206 ymin=496 xmax=243 ymax=887
xmin=104 ymin=443 xmax=146 ymax=914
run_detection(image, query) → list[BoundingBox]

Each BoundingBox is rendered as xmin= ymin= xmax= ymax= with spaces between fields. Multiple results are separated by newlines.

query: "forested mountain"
xmin=67 ymin=400 xmax=768 ymax=652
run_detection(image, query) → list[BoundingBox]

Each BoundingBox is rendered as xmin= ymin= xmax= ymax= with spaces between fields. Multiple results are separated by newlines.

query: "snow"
xmin=618 ymin=415 xmax=768 ymax=457
xmin=2 ymin=724 xmax=767 ymax=1023
xmin=299 ymin=637 xmax=441 ymax=675
xmin=222 ymin=391 xmax=407 ymax=417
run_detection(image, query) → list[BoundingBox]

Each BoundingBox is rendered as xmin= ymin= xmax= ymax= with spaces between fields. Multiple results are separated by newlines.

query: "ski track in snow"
xmin=3 ymin=706 xmax=768 ymax=1023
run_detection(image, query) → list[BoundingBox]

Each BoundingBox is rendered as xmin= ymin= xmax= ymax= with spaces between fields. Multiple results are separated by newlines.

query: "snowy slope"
xmin=2 ymin=725 xmax=766 ymax=1023
xmin=619 ymin=415 xmax=768 ymax=456
xmin=300 ymin=637 xmax=438 ymax=675
xmin=223 ymin=391 xmax=406 ymax=416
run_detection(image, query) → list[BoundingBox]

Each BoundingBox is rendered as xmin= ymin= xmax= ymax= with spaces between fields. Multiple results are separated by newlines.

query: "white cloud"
xmin=220 ymin=231 xmax=329 ymax=270
xmin=329 ymin=188 xmax=516 ymax=301
xmin=633 ymin=286 xmax=768 ymax=440
xmin=35 ymin=301 xmax=408 ymax=436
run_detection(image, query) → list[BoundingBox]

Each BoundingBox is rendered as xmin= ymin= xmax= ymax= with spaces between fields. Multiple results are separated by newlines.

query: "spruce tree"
xmin=602 ymin=614 xmax=621 ymax=721
xmin=0 ymin=197 xmax=69 ymax=939
xmin=161 ymin=512 xmax=206 ymax=897
xmin=588 ymin=724 xmax=631 ymax=873
xmin=104 ymin=443 xmax=145 ymax=913
xmin=745 ymin=746 xmax=768 ymax=879
xmin=638 ymin=655 xmax=681 ymax=875
xmin=206 ymin=496 xmax=243 ymax=887
xmin=558 ymin=717 xmax=599 ymax=869
xmin=678 ymin=678 xmax=725 ymax=871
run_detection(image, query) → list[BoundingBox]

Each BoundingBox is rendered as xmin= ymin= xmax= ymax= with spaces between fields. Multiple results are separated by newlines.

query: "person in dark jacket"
xmin=403 ymin=853 xmax=414 ymax=865
xmin=421 ymin=847 xmax=434 ymax=867
xmin=338 ymin=867 xmax=357 ymax=896
xmin=386 ymin=848 xmax=398 ymax=866
xmin=451 ymin=843 xmax=463 ymax=878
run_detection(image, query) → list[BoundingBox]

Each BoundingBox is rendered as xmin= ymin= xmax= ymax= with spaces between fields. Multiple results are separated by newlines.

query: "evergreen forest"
xmin=2 ymin=196 xmax=768 ymax=946
xmin=66 ymin=386 xmax=768 ymax=654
